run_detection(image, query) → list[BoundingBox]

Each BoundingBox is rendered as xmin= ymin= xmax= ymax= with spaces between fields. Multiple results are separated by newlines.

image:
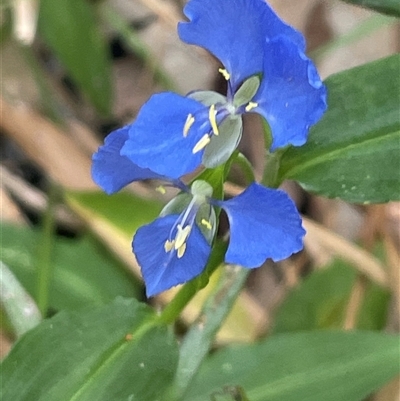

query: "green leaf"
xmin=184 ymin=331 xmax=400 ymax=401
xmin=357 ymin=279 xmax=391 ymax=330
xmin=210 ymin=386 xmax=250 ymax=401
xmin=0 ymin=6 xmax=12 ymax=46
xmin=1 ymin=298 xmax=178 ymax=401
xmin=272 ymin=260 xmax=391 ymax=333
xmin=0 ymin=223 xmax=141 ymax=311
xmin=168 ymin=266 xmax=250 ymax=400
xmin=67 ymin=190 xmax=161 ymax=237
xmin=0 ymin=262 xmax=42 ymax=337
xmin=194 ymin=165 xmax=227 ymax=200
xmin=342 ymin=0 xmax=400 ymax=17
xmin=38 ymin=0 xmax=112 ymax=115
xmin=278 ymin=54 xmax=400 ymax=203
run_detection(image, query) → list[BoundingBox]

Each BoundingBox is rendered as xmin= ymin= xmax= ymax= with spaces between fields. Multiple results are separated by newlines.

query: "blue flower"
xmin=92 ymin=130 xmax=305 ymax=297
xmin=134 ymin=181 xmax=305 ymax=296
xmin=91 ymin=125 xmax=184 ymax=193
xmin=133 ymin=214 xmax=212 ymax=297
xmin=118 ymin=0 xmax=327 ymax=178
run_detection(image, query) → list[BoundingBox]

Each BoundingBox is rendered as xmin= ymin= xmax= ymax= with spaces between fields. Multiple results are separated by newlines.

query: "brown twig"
xmin=0 ymin=97 xmax=96 ymax=190
xmin=1 ymin=165 xmax=81 ymax=229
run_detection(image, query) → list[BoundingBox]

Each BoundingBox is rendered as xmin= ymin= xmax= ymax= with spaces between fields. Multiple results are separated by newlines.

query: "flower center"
xmin=163 ymin=180 xmax=214 ymax=259
xmin=190 ymin=104 xmax=222 ymax=154
xmin=183 ymin=72 xmax=261 ymax=155
xmin=164 ymin=223 xmax=191 ymax=258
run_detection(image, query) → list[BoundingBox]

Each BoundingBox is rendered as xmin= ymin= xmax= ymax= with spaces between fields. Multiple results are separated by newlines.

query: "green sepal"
xmin=203 ymin=115 xmax=243 ymax=169
xmin=191 ymin=180 xmax=213 ymax=198
xmin=159 ymin=193 xmax=192 ymax=217
xmin=195 ymin=204 xmax=217 ymax=245
xmin=233 ymin=75 xmax=261 ymax=108
xmin=188 ymin=90 xmax=227 ymax=106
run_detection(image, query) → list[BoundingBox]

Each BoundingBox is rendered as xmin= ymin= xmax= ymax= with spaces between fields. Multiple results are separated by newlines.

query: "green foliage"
xmin=0 ymin=262 xmax=42 ymax=337
xmin=2 ymin=2 xmax=399 ymax=399
xmin=272 ymin=260 xmax=391 ymax=333
xmin=342 ymin=0 xmax=400 ymax=17
xmin=0 ymin=7 xmax=12 ymax=46
xmin=0 ymin=299 xmax=178 ymax=401
xmin=0 ymin=223 xmax=141 ymax=313
xmin=168 ymin=266 xmax=250 ymax=399
xmin=183 ymin=331 xmax=400 ymax=401
xmin=195 ymin=153 xmax=236 ymax=200
xmin=67 ymin=190 xmax=162 ymax=237
xmin=38 ymin=0 xmax=112 ymax=115
xmin=210 ymin=386 xmax=250 ymax=401
xmin=279 ymin=54 xmax=400 ymax=203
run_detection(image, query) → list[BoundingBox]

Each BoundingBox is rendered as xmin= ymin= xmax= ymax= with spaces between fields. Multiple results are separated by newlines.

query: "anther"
xmin=192 ymin=134 xmax=211 ymax=154
xmin=201 ymin=219 xmax=212 ymax=230
xmin=164 ymin=239 xmax=174 ymax=252
xmin=183 ymin=114 xmax=195 ymax=137
xmin=174 ymin=224 xmax=191 ymax=250
xmin=245 ymin=102 xmax=258 ymax=112
xmin=208 ymin=104 xmax=219 ymax=136
xmin=218 ymin=68 xmax=230 ymax=81
xmin=177 ymin=243 xmax=186 ymax=259
xmin=156 ymin=185 xmax=166 ymax=195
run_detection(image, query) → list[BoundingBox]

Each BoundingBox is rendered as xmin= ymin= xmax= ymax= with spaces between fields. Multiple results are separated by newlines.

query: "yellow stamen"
xmin=192 ymin=134 xmax=211 ymax=154
xmin=218 ymin=68 xmax=230 ymax=81
xmin=201 ymin=219 xmax=212 ymax=230
xmin=177 ymin=243 xmax=186 ymax=259
xmin=164 ymin=239 xmax=174 ymax=252
xmin=245 ymin=102 xmax=258 ymax=112
xmin=156 ymin=185 xmax=166 ymax=195
xmin=174 ymin=225 xmax=191 ymax=250
xmin=183 ymin=114 xmax=195 ymax=137
xmin=208 ymin=104 xmax=219 ymax=136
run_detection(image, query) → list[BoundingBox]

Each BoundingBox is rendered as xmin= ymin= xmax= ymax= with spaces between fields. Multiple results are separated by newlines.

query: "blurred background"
xmin=1 ymin=1 xmax=399 ymax=398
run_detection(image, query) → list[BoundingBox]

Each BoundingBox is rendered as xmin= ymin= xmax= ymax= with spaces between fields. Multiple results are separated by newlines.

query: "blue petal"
xmin=92 ymin=126 xmax=165 ymax=194
xmin=178 ymin=0 xmax=305 ymax=89
xmin=253 ymin=36 xmax=327 ymax=150
xmin=133 ymin=214 xmax=211 ymax=297
xmin=121 ymin=92 xmax=209 ymax=179
xmin=219 ymin=183 xmax=305 ymax=267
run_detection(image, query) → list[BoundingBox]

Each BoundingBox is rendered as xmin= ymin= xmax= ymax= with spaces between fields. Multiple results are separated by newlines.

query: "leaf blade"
xmin=342 ymin=0 xmax=400 ymax=17
xmin=38 ymin=0 xmax=112 ymax=115
xmin=279 ymin=54 xmax=400 ymax=203
xmin=0 ymin=299 xmax=178 ymax=401
xmin=184 ymin=331 xmax=400 ymax=401
xmin=1 ymin=223 xmax=141 ymax=311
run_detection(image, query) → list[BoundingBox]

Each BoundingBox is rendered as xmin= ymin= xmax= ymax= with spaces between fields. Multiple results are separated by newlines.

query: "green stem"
xmin=261 ymin=147 xmax=288 ymax=189
xmin=158 ymin=240 xmax=227 ymax=325
xmin=36 ymin=183 xmax=58 ymax=316
xmin=233 ymin=152 xmax=256 ymax=184
xmin=166 ymin=266 xmax=250 ymax=400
